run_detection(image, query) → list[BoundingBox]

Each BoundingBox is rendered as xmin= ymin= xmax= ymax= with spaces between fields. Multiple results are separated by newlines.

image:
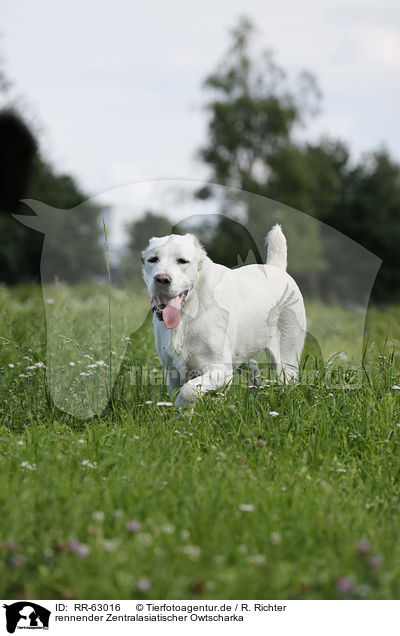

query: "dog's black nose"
xmin=154 ymin=274 xmax=171 ymax=285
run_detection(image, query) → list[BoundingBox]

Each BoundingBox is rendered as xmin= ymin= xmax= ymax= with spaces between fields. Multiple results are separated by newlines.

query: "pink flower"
xmin=67 ymin=538 xmax=80 ymax=552
xmin=368 ymin=554 xmax=383 ymax=570
xmin=126 ymin=520 xmax=141 ymax=533
xmin=9 ymin=555 xmax=25 ymax=568
xmin=76 ymin=543 xmax=90 ymax=559
xmin=357 ymin=536 xmax=371 ymax=556
xmin=67 ymin=538 xmax=90 ymax=559
xmin=336 ymin=577 xmax=355 ymax=595
xmin=137 ymin=578 xmax=151 ymax=592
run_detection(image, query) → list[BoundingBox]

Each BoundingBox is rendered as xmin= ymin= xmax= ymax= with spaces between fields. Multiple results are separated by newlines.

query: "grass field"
xmin=1 ymin=284 xmax=400 ymax=600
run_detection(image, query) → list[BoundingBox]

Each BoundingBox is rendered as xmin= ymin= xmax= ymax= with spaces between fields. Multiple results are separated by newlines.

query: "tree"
xmin=199 ymin=16 xmax=321 ymax=198
xmin=198 ymin=17 xmax=330 ymax=297
xmin=198 ymin=16 xmax=400 ymax=303
xmin=329 ymin=150 xmax=400 ymax=302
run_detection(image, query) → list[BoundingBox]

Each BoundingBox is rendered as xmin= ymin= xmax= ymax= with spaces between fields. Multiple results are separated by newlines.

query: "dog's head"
xmin=142 ymin=233 xmax=206 ymax=329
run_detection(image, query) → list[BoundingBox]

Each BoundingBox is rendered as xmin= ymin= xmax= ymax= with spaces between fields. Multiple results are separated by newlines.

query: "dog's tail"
xmin=265 ymin=224 xmax=287 ymax=270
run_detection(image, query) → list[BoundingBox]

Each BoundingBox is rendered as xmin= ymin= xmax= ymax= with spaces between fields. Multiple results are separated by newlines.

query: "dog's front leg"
xmin=174 ymin=363 xmax=233 ymax=409
xmin=166 ymin=367 xmax=181 ymax=394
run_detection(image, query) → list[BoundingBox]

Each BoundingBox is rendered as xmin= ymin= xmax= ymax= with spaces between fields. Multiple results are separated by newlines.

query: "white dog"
xmin=142 ymin=224 xmax=306 ymax=408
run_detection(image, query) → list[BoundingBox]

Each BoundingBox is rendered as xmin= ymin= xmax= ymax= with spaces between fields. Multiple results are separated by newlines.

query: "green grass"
xmin=1 ymin=284 xmax=400 ymax=600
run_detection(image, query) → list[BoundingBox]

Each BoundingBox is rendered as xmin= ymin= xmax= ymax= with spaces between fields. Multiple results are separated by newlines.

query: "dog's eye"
xmin=147 ymin=256 xmax=159 ymax=264
xmin=177 ymin=258 xmax=190 ymax=264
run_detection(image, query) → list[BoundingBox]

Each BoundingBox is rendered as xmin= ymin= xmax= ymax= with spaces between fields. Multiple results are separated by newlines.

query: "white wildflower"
xmin=20 ymin=461 xmax=36 ymax=471
xmin=82 ymin=459 xmax=97 ymax=469
xmin=248 ymin=554 xmax=266 ymax=565
xmin=137 ymin=578 xmax=151 ymax=592
xmin=103 ymin=538 xmax=120 ymax=552
xmin=239 ymin=503 xmax=255 ymax=512
xmin=271 ymin=531 xmax=282 ymax=545
xmin=136 ymin=533 xmax=152 ymax=547
xmin=182 ymin=545 xmax=201 ymax=560
xmin=161 ymin=523 xmax=175 ymax=535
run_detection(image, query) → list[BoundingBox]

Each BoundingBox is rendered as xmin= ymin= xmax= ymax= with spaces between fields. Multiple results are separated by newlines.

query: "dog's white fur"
xmin=142 ymin=225 xmax=306 ymax=407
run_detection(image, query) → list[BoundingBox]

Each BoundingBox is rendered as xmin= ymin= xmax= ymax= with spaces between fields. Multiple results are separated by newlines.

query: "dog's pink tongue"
xmin=162 ymin=295 xmax=182 ymax=329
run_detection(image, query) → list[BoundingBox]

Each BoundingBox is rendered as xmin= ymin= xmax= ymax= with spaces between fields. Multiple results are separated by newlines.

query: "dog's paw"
xmin=174 ymin=382 xmax=200 ymax=409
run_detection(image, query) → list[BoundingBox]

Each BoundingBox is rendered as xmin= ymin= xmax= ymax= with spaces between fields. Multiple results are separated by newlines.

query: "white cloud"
xmin=354 ymin=25 xmax=400 ymax=69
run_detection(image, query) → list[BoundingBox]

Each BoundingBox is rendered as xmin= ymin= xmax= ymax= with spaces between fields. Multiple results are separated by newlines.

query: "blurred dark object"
xmin=0 ymin=109 xmax=37 ymax=213
xmin=172 ymin=213 xmax=263 ymax=268
xmin=126 ymin=211 xmax=172 ymax=253
xmin=0 ymin=109 xmax=104 ymax=285
xmin=118 ymin=211 xmax=173 ymax=284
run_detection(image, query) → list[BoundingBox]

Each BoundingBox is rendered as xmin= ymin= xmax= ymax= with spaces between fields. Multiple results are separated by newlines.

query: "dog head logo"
xmin=13 ymin=181 xmax=382 ymax=417
xmin=3 ymin=602 xmax=50 ymax=633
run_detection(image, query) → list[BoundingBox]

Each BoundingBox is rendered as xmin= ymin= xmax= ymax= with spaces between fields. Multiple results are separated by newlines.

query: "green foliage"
xmin=200 ymin=17 xmax=320 ymax=195
xmin=267 ymin=139 xmax=350 ymax=218
xmin=328 ymin=151 xmax=400 ymax=301
xmin=198 ymin=17 xmax=400 ymax=302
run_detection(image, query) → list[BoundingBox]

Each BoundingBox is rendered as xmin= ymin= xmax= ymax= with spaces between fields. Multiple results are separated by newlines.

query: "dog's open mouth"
xmin=151 ymin=291 xmax=188 ymax=329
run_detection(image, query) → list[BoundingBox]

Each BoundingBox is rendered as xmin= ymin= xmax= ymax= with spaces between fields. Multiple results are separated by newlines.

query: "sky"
xmin=2 ymin=0 xmax=400 ymax=205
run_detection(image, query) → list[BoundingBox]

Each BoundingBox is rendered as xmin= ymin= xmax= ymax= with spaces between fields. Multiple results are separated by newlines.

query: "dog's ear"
xmin=141 ymin=236 xmax=159 ymax=262
xmin=197 ymin=246 xmax=207 ymax=270
xmin=189 ymin=234 xmax=207 ymax=269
